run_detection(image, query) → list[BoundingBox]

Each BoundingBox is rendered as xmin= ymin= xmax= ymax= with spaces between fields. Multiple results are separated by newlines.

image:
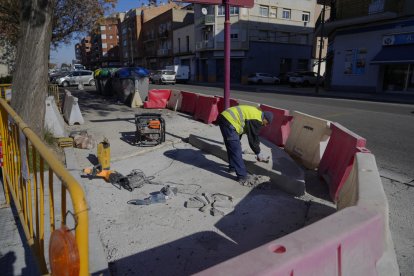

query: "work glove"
xmin=256 ymin=152 xmax=270 ymax=163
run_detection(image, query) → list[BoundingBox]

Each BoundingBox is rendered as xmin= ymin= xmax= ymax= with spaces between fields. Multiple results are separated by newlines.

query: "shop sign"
xmin=383 ymin=33 xmax=414 ymax=46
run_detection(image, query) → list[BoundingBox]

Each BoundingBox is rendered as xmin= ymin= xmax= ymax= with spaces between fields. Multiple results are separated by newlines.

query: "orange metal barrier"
xmin=0 ymin=98 xmax=89 ymax=274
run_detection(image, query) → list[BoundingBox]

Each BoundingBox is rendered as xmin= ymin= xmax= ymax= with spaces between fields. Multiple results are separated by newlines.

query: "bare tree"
xmin=0 ymin=0 xmax=116 ymax=135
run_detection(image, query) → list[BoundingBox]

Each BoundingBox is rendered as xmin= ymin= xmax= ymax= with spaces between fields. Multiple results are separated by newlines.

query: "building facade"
xmin=118 ymin=2 xmax=178 ymax=67
xmin=194 ymin=0 xmax=319 ymax=83
xmin=324 ymin=0 xmax=414 ymax=92
xmin=173 ymin=22 xmax=196 ymax=80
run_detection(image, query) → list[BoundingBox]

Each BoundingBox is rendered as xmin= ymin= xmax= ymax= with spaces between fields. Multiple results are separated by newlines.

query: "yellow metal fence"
xmin=0 ymin=98 xmax=89 ymax=274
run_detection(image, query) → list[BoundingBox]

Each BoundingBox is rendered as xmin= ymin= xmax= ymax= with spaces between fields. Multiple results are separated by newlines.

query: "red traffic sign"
xmin=184 ymin=0 xmax=254 ymax=8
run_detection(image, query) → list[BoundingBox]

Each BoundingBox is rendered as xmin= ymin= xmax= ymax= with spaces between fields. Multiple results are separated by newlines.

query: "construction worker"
xmin=217 ymin=105 xmax=273 ymax=185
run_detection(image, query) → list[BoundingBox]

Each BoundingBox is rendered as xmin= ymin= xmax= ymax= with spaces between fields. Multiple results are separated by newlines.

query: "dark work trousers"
xmin=218 ymin=115 xmax=247 ymax=179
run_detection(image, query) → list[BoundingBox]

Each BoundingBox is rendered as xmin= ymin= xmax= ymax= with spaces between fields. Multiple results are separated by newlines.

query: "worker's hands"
xmin=256 ymin=152 xmax=270 ymax=163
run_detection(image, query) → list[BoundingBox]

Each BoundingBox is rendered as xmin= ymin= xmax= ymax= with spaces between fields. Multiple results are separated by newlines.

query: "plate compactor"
xmin=134 ymin=113 xmax=165 ymax=146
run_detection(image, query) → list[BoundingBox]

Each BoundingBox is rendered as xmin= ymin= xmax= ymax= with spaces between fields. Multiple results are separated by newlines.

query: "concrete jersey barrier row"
xmin=142 ymin=89 xmax=398 ymax=275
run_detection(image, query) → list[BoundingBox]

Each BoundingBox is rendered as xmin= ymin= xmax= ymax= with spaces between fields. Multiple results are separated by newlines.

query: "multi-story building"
xmin=74 ymin=36 xmax=92 ymax=68
xmin=118 ymin=2 xmax=178 ymax=67
xmin=193 ymin=1 xmax=320 ymax=83
xmin=142 ymin=7 xmax=194 ymax=70
xmin=89 ymin=14 xmax=123 ymax=69
xmin=173 ymin=20 xmax=195 ymax=80
xmin=323 ymin=0 xmax=414 ymax=92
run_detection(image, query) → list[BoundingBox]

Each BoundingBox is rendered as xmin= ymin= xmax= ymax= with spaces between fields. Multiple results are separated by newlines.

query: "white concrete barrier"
xmin=63 ymin=95 xmax=84 ymax=126
xmin=285 ymin=111 xmax=331 ymax=169
xmin=44 ymin=96 xmax=66 ymax=137
xmin=130 ymin=90 xmax=143 ymax=108
xmin=62 ymin=90 xmax=72 ymax=115
xmin=167 ymin=90 xmax=182 ymax=111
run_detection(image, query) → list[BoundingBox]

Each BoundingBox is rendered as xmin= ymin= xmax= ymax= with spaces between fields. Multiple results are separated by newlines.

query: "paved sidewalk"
xmin=65 ymin=89 xmax=335 ymax=274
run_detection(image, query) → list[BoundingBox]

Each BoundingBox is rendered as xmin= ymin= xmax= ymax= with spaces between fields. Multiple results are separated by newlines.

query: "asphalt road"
xmin=149 ymin=82 xmax=414 ymax=274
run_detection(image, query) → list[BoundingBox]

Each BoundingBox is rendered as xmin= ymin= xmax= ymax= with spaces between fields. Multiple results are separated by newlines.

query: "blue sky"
xmin=50 ymin=0 xmax=169 ymax=66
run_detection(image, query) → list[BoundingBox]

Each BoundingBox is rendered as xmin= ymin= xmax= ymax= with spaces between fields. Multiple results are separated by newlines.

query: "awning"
xmin=371 ymin=45 xmax=414 ymax=64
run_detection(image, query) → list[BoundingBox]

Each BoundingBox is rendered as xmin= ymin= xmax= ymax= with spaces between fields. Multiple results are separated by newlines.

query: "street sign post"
xmin=184 ymin=0 xmax=254 ymax=108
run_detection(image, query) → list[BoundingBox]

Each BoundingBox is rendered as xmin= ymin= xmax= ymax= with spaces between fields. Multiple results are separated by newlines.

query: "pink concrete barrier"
xmin=318 ymin=122 xmax=369 ymax=201
xmin=259 ymin=104 xmax=293 ymax=147
xmin=143 ymin=99 xmax=168 ymax=109
xmin=148 ymin=89 xmax=171 ymax=101
xmin=194 ymin=95 xmax=219 ymax=124
xmin=180 ymin=91 xmax=198 ymax=114
xmin=214 ymin=96 xmax=239 ymax=113
xmin=197 ymin=206 xmax=384 ymax=276
xmin=143 ymin=89 xmax=171 ymax=109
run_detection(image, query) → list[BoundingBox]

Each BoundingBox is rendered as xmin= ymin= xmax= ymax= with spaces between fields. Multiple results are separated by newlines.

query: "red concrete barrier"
xmin=214 ymin=95 xmax=238 ymax=113
xmin=143 ymin=89 xmax=171 ymax=109
xmin=143 ymin=99 xmax=168 ymax=109
xmin=180 ymin=91 xmax=198 ymax=114
xmin=318 ymin=122 xmax=369 ymax=201
xmin=148 ymin=89 xmax=171 ymax=101
xmin=259 ymin=104 xmax=293 ymax=147
xmin=194 ymin=95 xmax=219 ymax=124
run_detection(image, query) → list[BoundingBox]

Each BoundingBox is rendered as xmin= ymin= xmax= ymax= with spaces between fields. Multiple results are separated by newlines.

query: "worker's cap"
xmin=262 ymin=111 xmax=273 ymax=124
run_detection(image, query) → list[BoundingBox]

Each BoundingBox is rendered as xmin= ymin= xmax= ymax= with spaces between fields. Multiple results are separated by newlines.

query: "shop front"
xmin=371 ymin=33 xmax=414 ymax=92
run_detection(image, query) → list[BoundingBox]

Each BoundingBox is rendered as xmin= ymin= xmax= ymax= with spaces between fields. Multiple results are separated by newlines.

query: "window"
xmin=102 ymin=43 xmax=107 ymax=48
xmin=178 ymin=38 xmax=181 ymax=53
xmin=100 ymin=26 xmax=106 ymax=31
xmin=186 ymin=36 xmax=190 ymax=52
xmin=282 ymin=9 xmax=291 ymax=19
xmin=231 ymin=33 xmax=239 ymax=40
xmin=270 ymin=7 xmax=277 ymax=18
xmin=302 ymin=12 xmax=310 ymax=22
xmin=297 ymin=59 xmax=309 ymax=71
xmin=259 ymin=6 xmax=269 ymax=17
xmin=101 ymin=34 xmax=106 ymax=39
xmin=109 ymin=35 xmax=113 ymax=39
xmin=108 ymin=26 xmax=112 ymax=30
xmin=259 ymin=30 xmax=267 ymax=41
xmin=217 ymin=5 xmax=239 ymax=16
xmin=123 ymin=40 xmax=127 ymax=47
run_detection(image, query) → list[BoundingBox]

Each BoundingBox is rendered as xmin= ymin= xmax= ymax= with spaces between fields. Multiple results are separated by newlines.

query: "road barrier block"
xmin=214 ymin=96 xmax=239 ymax=113
xmin=180 ymin=91 xmax=198 ymax=114
xmin=167 ymin=90 xmax=182 ymax=111
xmin=338 ymin=152 xmax=399 ymax=275
xmin=285 ymin=111 xmax=331 ymax=169
xmin=259 ymin=104 xmax=293 ymax=147
xmin=44 ymin=96 xmax=66 ymax=137
xmin=194 ymin=95 xmax=219 ymax=124
xmin=62 ymin=90 xmax=72 ymax=115
xmin=63 ymin=95 xmax=84 ymax=126
xmin=130 ymin=91 xmax=143 ymax=108
xmin=143 ymin=89 xmax=171 ymax=109
xmin=318 ymin=122 xmax=368 ymax=201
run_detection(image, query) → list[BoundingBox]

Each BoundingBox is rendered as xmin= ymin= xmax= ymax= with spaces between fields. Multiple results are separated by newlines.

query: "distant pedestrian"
xmin=217 ymin=105 xmax=273 ymax=185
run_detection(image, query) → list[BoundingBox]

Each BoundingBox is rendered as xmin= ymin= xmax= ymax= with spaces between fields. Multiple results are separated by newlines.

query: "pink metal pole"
xmin=224 ymin=0 xmax=231 ymax=109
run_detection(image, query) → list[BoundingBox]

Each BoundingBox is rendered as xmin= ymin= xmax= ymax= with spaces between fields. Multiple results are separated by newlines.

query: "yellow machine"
xmin=83 ymin=138 xmax=113 ymax=181
xmin=97 ymin=138 xmax=110 ymax=170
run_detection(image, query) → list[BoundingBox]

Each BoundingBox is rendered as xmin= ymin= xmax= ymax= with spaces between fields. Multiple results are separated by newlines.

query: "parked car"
xmin=151 ymin=70 xmax=176 ymax=85
xmin=247 ymin=73 xmax=280 ymax=84
xmin=57 ymin=70 xmax=95 ymax=87
xmin=278 ymin=72 xmax=296 ymax=84
xmin=289 ymin=71 xmax=324 ymax=87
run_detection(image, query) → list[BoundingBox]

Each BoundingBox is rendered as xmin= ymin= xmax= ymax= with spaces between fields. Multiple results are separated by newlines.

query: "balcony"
xmin=204 ymin=15 xmax=215 ymax=25
xmin=368 ymin=0 xmax=385 ymax=14
xmin=157 ymin=48 xmax=170 ymax=56
xmin=195 ymin=40 xmax=214 ymax=51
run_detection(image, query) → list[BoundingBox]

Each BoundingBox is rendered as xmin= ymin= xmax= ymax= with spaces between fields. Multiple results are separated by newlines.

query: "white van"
xmin=165 ymin=65 xmax=189 ymax=83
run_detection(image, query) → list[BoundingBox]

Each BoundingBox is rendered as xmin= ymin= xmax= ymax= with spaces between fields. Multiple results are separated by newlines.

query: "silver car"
xmin=57 ymin=70 xmax=95 ymax=87
xmin=151 ymin=70 xmax=176 ymax=85
xmin=248 ymin=73 xmax=280 ymax=84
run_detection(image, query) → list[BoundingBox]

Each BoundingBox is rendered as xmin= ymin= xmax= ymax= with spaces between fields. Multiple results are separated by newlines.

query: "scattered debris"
xmin=57 ymin=137 xmax=74 ymax=148
xmin=239 ymin=174 xmax=267 ymax=188
xmin=128 ymin=185 xmax=177 ymax=205
xmin=185 ymin=193 xmax=234 ymax=216
xmin=72 ymin=131 xmax=95 ymax=149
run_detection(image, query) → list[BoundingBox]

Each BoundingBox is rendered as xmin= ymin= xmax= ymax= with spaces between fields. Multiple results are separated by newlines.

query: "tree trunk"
xmin=11 ymin=0 xmax=53 ymax=136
